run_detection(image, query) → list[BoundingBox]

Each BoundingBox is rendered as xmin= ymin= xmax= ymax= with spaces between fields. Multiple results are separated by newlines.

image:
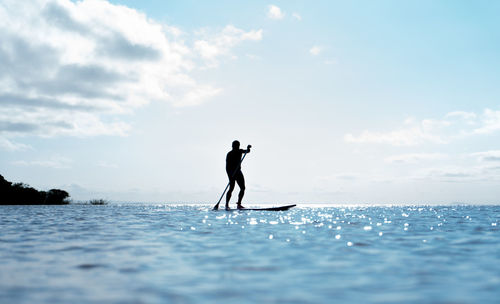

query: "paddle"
xmin=213 ymin=146 xmax=250 ymax=210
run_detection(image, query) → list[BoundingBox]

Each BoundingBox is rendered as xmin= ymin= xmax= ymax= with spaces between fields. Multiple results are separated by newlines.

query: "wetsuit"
xmin=226 ymin=149 xmax=245 ymax=188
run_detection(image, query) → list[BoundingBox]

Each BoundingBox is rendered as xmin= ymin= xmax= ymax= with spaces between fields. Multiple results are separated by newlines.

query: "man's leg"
xmin=236 ymin=173 xmax=246 ymax=209
xmin=226 ymin=179 xmax=235 ymax=210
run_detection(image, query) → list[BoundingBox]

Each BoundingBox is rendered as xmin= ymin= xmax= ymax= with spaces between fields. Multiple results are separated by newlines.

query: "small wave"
xmin=232 ymin=266 xmax=279 ymax=272
xmin=59 ymin=245 xmax=85 ymax=251
xmin=77 ymin=263 xmax=106 ymax=270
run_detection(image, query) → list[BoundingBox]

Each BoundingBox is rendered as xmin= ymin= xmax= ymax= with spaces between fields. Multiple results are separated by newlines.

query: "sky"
xmin=1 ymin=0 xmax=500 ymax=204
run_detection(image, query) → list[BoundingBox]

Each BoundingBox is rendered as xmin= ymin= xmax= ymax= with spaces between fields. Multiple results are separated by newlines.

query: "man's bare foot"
xmin=237 ymin=204 xmax=245 ymax=209
xmin=225 ymin=205 xmax=230 ymax=211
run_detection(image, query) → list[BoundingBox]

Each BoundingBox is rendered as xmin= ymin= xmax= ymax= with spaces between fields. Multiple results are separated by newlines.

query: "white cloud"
xmin=12 ymin=156 xmax=72 ymax=169
xmin=472 ymin=109 xmax=500 ymax=134
xmin=445 ymin=111 xmax=476 ymax=121
xmin=471 ymin=150 xmax=500 ymax=162
xmin=98 ymin=161 xmax=118 ymax=168
xmin=246 ymin=54 xmax=261 ymax=60
xmin=324 ymin=59 xmax=338 ymax=65
xmin=318 ymin=172 xmax=396 ymax=185
xmin=319 ymin=173 xmax=359 ymax=181
xmin=194 ymin=25 xmax=263 ymax=68
xmin=0 ymin=0 xmax=261 ymax=141
xmin=292 ymin=13 xmax=302 ymax=21
xmin=0 ymin=136 xmax=31 ymax=151
xmin=344 ymin=124 xmax=448 ymax=146
xmin=413 ymin=164 xmax=500 ymax=183
xmin=309 ymin=45 xmax=322 ymax=56
xmin=345 ymin=109 xmax=500 ymax=146
xmin=172 ymin=85 xmax=222 ymax=107
xmin=385 ymin=153 xmax=447 ymax=163
xmin=387 ymin=151 xmax=500 ymax=184
xmin=267 ymin=5 xmax=285 ymax=20
xmin=417 ymin=167 xmax=480 ymax=182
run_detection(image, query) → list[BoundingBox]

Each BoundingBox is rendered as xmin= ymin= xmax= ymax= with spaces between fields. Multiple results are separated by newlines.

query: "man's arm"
xmin=243 ymin=144 xmax=252 ymax=153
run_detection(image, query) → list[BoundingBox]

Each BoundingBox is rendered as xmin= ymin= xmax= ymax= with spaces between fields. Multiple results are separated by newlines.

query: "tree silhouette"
xmin=1 ymin=174 xmax=70 ymax=205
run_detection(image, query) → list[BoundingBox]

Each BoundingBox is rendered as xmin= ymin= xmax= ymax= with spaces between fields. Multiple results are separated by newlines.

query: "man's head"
xmin=232 ymin=140 xmax=240 ymax=150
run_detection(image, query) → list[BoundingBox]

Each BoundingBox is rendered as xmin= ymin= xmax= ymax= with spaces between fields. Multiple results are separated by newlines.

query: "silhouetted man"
xmin=226 ymin=140 xmax=251 ymax=210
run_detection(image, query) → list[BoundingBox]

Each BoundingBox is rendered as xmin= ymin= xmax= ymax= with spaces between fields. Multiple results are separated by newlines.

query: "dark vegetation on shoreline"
xmin=0 ymin=174 xmax=70 ymax=205
xmin=88 ymin=199 xmax=108 ymax=205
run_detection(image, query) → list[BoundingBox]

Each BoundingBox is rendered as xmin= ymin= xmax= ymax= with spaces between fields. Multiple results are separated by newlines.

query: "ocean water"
xmin=0 ymin=204 xmax=499 ymax=304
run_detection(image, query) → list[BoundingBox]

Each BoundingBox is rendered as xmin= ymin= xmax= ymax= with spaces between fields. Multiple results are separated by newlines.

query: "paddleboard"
xmin=225 ymin=204 xmax=296 ymax=211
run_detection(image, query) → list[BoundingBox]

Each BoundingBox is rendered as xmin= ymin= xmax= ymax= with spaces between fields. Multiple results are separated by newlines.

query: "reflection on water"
xmin=1 ymin=204 xmax=499 ymax=303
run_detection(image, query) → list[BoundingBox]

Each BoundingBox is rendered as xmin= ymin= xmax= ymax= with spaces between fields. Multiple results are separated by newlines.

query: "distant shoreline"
xmin=0 ymin=174 xmax=70 ymax=205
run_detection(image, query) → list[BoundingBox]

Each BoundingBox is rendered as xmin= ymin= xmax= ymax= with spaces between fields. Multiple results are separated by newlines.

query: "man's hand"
xmin=247 ymin=145 xmax=252 ymax=149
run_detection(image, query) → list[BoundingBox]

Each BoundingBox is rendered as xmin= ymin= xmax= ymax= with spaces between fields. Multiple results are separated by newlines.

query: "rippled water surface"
xmin=1 ymin=204 xmax=499 ymax=303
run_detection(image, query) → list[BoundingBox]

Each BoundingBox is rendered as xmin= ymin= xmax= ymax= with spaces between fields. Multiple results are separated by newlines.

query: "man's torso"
xmin=226 ymin=149 xmax=244 ymax=174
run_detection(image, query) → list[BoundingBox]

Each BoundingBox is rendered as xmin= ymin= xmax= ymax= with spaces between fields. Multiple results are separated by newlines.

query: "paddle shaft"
xmin=213 ymin=152 xmax=248 ymax=210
